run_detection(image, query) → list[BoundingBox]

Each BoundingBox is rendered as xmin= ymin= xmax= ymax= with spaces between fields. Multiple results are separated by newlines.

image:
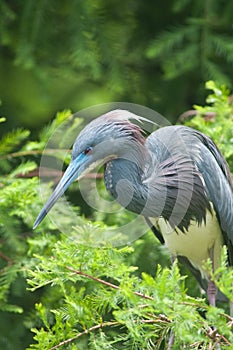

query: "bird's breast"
xmin=150 ymin=208 xmax=224 ymax=279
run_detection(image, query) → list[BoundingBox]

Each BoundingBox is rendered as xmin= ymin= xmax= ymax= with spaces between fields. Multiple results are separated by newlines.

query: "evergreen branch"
xmin=49 ymin=316 xmax=172 ymax=350
xmin=66 ymin=266 xmax=153 ymax=300
xmin=15 ymin=168 xmax=103 ymax=180
xmin=0 ymin=148 xmax=69 ymax=160
xmin=65 ymin=266 xmax=232 ymax=350
xmin=178 ymin=110 xmax=216 ymax=123
xmin=49 ymin=321 xmax=119 ymax=350
xmin=205 ymin=326 xmax=230 ymax=347
xmin=211 ymin=35 xmax=233 ymax=64
xmin=48 ymin=312 xmax=231 ymax=349
xmin=0 ymin=252 xmax=13 ymax=274
xmin=15 ymin=168 xmax=59 ymax=178
xmin=182 ymin=301 xmax=233 ymax=324
xmin=146 ymin=24 xmax=196 ymax=58
xmin=0 ymin=129 xmax=30 ymax=156
xmin=178 ymin=92 xmax=233 ymax=123
xmin=0 ymin=251 xmax=12 ymax=263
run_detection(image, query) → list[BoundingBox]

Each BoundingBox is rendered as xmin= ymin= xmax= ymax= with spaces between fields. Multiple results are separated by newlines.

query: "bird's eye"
xmin=84 ymin=147 xmax=92 ymax=155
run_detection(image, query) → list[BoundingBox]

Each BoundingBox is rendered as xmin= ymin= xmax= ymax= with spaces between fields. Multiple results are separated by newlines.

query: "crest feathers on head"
xmin=104 ymin=109 xmax=158 ymax=126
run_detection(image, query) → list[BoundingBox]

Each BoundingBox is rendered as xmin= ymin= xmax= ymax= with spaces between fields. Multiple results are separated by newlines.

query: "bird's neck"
xmin=104 ymin=157 xmax=149 ymax=215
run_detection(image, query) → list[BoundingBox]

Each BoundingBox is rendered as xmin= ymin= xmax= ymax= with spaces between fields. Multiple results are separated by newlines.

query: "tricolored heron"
xmin=34 ymin=109 xmax=233 ymax=313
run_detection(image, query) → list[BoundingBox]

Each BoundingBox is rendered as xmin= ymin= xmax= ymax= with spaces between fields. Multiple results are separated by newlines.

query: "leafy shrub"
xmin=0 ymin=83 xmax=232 ymax=349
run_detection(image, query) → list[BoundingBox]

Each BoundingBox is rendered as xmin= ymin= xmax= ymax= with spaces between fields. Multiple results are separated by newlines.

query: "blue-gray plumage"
xmin=33 ymin=109 xmax=233 ymax=312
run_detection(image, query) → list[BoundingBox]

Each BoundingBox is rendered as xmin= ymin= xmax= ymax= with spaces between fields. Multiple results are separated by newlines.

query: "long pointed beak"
xmin=33 ymin=155 xmax=86 ymax=229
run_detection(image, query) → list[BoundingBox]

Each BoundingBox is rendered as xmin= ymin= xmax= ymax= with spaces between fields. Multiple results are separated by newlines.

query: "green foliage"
xmin=25 ymin=229 xmax=232 ymax=350
xmin=0 ymin=117 xmax=6 ymax=123
xmin=25 ymin=233 xmax=233 ymax=349
xmin=146 ymin=1 xmax=233 ymax=85
xmin=184 ymin=80 xmax=233 ymax=170
xmin=0 ymin=87 xmax=233 ymax=349
xmin=206 ymin=247 xmax=233 ymax=303
xmin=0 ymin=110 xmax=81 ymax=349
xmin=0 ymin=129 xmax=30 ymax=156
xmin=0 ymin=0 xmax=233 ymax=125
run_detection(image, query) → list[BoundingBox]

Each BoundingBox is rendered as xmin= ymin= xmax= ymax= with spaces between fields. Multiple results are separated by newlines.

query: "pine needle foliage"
xmin=26 ymin=230 xmax=233 ymax=350
xmin=0 ymin=86 xmax=233 ymax=349
xmin=183 ymin=80 xmax=233 ymax=169
xmin=0 ymin=110 xmax=76 ymax=349
xmin=146 ymin=0 xmax=233 ymax=85
xmin=0 ymin=0 xmax=232 ymax=121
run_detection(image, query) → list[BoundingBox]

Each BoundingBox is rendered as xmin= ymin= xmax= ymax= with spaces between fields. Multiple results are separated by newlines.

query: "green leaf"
xmin=0 ymin=128 xmax=30 ymax=156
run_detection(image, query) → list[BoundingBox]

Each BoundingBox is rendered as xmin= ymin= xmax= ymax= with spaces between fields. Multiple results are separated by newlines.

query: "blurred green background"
xmin=0 ymin=2 xmax=233 ymax=349
xmin=1 ymin=0 xmax=232 ymax=132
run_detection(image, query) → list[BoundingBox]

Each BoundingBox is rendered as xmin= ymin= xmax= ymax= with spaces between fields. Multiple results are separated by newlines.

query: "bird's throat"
xmin=104 ymin=158 xmax=148 ymax=214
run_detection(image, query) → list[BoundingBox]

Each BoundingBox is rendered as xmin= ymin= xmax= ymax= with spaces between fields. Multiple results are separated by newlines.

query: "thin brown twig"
xmin=0 ymin=251 xmax=12 ymax=263
xmin=0 ymin=148 xmax=70 ymax=160
xmin=66 ymin=267 xmax=233 ymax=324
xmin=218 ymin=333 xmax=232 ymax=346
xmin=49 ymin=321 xmax=119 ymax=350
xmin=205 ymin=326 xmax=232 ymax=347
xmin=48 ymin=314 xmax=232 ymax=350
xmin=15 ymin=168 xmax=103 ymax=180
xmin=182 ymin=301 xmax=233 ymax=323
xmin=177 ymin=110 xmax=217 ymax=123
xmin=47 ymin=267 xmax=233 ymax=349
xmin=66 ymin=266 xmax=153 ymax=300
xmin=0 ymin=252 xmax=13 ymax=274
xmin=49 ymin=317 xmax=171 ymax=350
xmin=177 ymin=94 xmax=233 ymax=123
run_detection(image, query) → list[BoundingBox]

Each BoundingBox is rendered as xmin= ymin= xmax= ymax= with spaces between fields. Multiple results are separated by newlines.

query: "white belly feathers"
xmin=150 ymin=208 xmax=224 ymax=280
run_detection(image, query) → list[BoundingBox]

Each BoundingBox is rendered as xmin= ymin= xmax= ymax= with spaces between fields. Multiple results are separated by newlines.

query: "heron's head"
xmin=33 ymin=109 xmax=148 ymax=229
